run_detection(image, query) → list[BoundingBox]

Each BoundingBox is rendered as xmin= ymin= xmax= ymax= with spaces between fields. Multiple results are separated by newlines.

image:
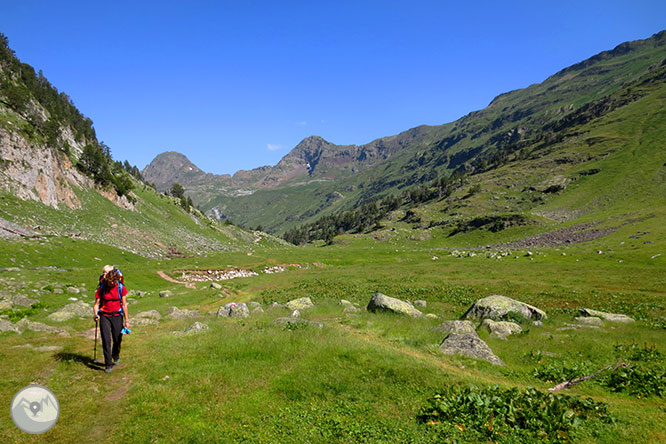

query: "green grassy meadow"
xmin=0 ymin=231 xmax=664 ymax=443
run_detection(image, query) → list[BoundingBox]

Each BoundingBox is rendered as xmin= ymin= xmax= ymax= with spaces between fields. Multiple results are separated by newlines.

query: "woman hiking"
xmin=93 ymin=268 xmax=130 ymax=373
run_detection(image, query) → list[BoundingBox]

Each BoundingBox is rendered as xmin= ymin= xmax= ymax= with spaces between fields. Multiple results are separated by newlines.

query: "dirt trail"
xmin=156 ymin=271 xmax=196 ymax=288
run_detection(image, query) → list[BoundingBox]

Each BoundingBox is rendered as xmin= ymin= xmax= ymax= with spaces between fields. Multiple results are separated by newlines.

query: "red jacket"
xmin=96 ymin=283 xmax=127 ymax=316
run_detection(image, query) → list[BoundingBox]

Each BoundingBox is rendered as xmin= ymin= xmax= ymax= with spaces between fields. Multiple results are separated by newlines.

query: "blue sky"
xmin=2 ymin=1 xmax=664 ymax=175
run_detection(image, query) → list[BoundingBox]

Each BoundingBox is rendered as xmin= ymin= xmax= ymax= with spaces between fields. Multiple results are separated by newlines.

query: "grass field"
xmin=0 ymin=232 xmax=664 ymax=443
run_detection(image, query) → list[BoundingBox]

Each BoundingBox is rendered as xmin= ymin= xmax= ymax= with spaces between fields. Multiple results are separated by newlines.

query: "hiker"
xmin=100 ymin=264 xmax=123 ymax=285
xmin=93 ymin=269 xmax=130 ymax=373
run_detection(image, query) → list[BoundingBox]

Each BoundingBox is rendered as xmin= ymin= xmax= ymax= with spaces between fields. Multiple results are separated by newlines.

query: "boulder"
xmin=167 ymin=307 xmax=199 ymax=319
xmin=12 ymin=295 xmax=38 ymax=307
xmin=366 ymin=293 xmax=424 ymax=318
xmin=273 ymin=317 xmax=323 ymax=329
xmin=413 ymin=300 xmax=427 ymax=308
xmin=285 ymin=297 xmax=314 ymax=311
xmin=247 ymin=302 xmax=262 ymax=310
xmin=16 ymin=318 xmax=70 ymax=336
xmin=183 ymin=322 xmax=209 ymax=335
xmin=574 ymin=316 xmax=604 ymax=327
xmin=217 ymin=302 xmax=249 ymax=318
xmin=579 ymin=308 xmax=634 ymax=323
xmin=432 ymin=320 xmax=476 ymax=335
xmin=439 ymin=332 xmax=505 ymax=366
xmin=53 ymin=301 xmax=92 ymax=318
xmin=210 ymin=282 xmax=222 ymax=290
xmin=252 ymin=306 xmax=265 ymax=315
xmin=159 ymin=290 xmax=174 ymax=298
xmin=464 ymin=295 xmax=546 ymax=321
xmin=481 ymin=319 xmax=522 ymax=340
xmin=0 ymin=319 xmax=22 ymax=334
xmin=135 ymin=310 xmax=162 ymax=320
xmin=47 ymin=312 xmax=76 ymax=322
xmin=132 ymin=318 xmax=159 ymax=326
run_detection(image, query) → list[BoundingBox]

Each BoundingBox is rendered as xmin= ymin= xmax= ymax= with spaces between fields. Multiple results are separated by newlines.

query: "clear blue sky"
xmin=2 ymin=1 xmax=664 ymax=175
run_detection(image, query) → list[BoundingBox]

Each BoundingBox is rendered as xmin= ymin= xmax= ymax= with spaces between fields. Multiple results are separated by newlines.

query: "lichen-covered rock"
xmin=47 ymin=311 xmax=75 ymax=322
xmin=439 ymin=333 xmax=505 ymax=366
xmin=272 ymin=317 xmax=323 ymax=329
xmin=66 ymin=286 xmax=81 ymax=294
xmin=159 ymin=290 xmax=174 ymax=298
xmin=12 ymin=295 xmax=38 ymax=307
xmin=339 ymin=299 xmax=353 ymax=307
xmin=247 ymin=302 xmax=262 ymax=310
xmin=579 ymin=308 xmax=634 ymax=323
xmin=135 ymin=310 xmax=161 ymax=320
xmin=285 ymin=297 xmax=314 ymax=311
xmin=574 ymin=316 xmax=604 ymax=326
xmin=252 ymin=306 xmax=264 ymax=314
xmin=0 ymin=298 xmax=12 ymax=310
xmin=217 ymin=302 xmax=249 ymax=318
xmin=167 ymin=306 xmax=199 ymax=319
xmin=183 ymin=322 xmax=209 ymax=335
xmin=210 ymin=282 xmax=222 ymax=290
xmin=366 ymin=293 xmax=424 ymax=318
xmin=481 ymin=319 xmax=522 ymax=340
xmin=432 ymin=320 xmax=476 ymax=335
xmin=54 ymin=300 xmax=93 ymax=317
xmin=0 ymin=319 xmax=22 ymax=334
xmin=267 ymin=302 xmax=285 ymax=310
xmin=425 ymin=313 xmax=440 ymax=320
xmin=343 ymin=306 xmax=360 ymax=314
xmin=16 ymin=318 xmax=69 ymax=336
xmin=413 ymin=300 xmax=427 ymax=308
xmin=132 ymin=318 xmax=159 ymax=326
xmin=464 ymin=295 xmax=546 ymax=321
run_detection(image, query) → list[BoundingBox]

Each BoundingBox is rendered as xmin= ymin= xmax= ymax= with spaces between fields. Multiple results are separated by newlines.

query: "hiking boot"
xmin=113 ymin=357 xmax=120 ymax=365
xmin=105 ymin=367 xmax=113 ymax=373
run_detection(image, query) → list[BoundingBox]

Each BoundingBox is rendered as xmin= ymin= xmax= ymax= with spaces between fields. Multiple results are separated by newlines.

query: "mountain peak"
xmin=142 ymin=151 xmax=206 ymax=191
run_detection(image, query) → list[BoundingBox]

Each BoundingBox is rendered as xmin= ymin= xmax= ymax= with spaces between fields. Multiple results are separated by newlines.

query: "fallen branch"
xmin=548 ymin=359 xmax=626 ymax=392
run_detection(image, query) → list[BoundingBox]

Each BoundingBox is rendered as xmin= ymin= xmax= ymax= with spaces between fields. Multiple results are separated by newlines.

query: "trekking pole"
xmin=93 ymin=318 xmax=99 ymax=364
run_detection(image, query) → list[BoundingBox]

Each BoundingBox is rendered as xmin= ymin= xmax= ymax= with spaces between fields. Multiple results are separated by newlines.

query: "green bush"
xmin=418 ymin=384 xmax=613 ymax=443
xmin=602 ymin=366 xmax=665 ymax=398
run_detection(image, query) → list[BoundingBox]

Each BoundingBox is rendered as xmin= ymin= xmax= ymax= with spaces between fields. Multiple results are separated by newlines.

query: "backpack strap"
xmin=118 ymin=282 xmax=124 ymax=314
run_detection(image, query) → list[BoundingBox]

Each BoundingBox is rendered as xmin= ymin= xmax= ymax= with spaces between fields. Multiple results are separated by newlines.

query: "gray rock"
xmin=285 ymin=297 xmax=314 ymax=311
xmin=432 ymin=320 xmax=476 ymax=335
xmin=167 ymin=307 xmax=199 ymax=319
xmin=210 ymin=282 xmax=222 ymax=290
xmin=183 ymin=322 xmax=209 ymax=335
xmin=464 ymin=295 xmax=546 ymax=321
xmin=247 ymin=302 xmax=262 ymax=310
xmin=34 ymin=345 xmax=64 ymax=352
xmin=47 ymin=311 xmax=76 ymax=322
xmin=579 ymin=308 xmax=634 ymax=323
xmin=252 ymin=306 xmax=265 ymax=314
xmin=132 ymin=318 xmax=159 ymax=326
xmin=343 ymin=306 xmax=360 ymax=313
xmin=366 ymin=293 xmax=424 ymax=318
xmin=533 ymin=320 xmax=543 ymax=327
xmin=413 ymin=300 xmax=427 ymax=308
xmin=574 ymin=316 xmax=604 ymax=326
xmin=217 ymin=302 xmax=249 ymax=318
xmin=272 ymin=317 xmax=323 ymax=329
xmin=54 ymin=301 xmax=92 ymax=318
xmin=15 ymin=318 xmax=70 ymax=336
xmin=339 ymin=299 xmax=354 ymax=307
xmin=66 ymin=287 xmax=81 ymax=294
xmin=267 ymin=302 xmax=285 ymax=310
xmin=159 ymin=290 xmax=174 ymax=298
xmin=135 ymin=290 xmax=147 ymax=297
xmin=481 ymin=319 xmax=523 ymax=340
xmin=12 ymin=295 xmax=38 ymax=307
xmin=54 ymin=289 xmax=64 ymax=294
xmin=439 ymin=333 xmax=505 ymax=366
xmin=0 ymin=319 xmax=22 ymax=334
xmin=0 ymin=298 xmax=12 ymax=310
xmin=291 ymin=309 xmax=301 ymax=318
xmin=135 ymin=310 xmax=161 ymax=320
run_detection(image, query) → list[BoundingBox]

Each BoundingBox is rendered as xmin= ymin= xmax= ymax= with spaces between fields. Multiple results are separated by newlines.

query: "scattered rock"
xmin=579 ymin=308 xmax=634 ymax=323
xmin=132 ymin=318 xmax=159 ymax=326
xmin=68 ymin=297 xmax=78 ymax=301
xmin=432 ymin=320 xmax=477 ymax=335
xmin=52 ymin=301 xmax=92 ymax=318
xmin=413 ymin=300 xmax=427 ymax=308
xmin=285 ymin=297 xmax=314 ymax=311
xmin=0 ymin=319 xmax=22 ymax=334
xmin=247 ymin=302 xmax=262 ymax=310
xmin=464 ymin=295 xmax=546 ymax=321
xmin=12 ymin=295 xmax=38 ymax=307
xmin=366 ymin=293 xmax=424 ymax=318
xmin=533 ymin=320 xmax=543 ymax=327
xmin=425 ymin=313 xmax=440 ymax=320
xmin=159 ymin=290 xmax=174 ymax=298
xmin=54 ymin=288 xmax=64 ymax=294
xmin=574 ymin=316 xmax=604 ymax=327
xmin=272 ymin=317 xmax=323 ymax=329
xmin=47 ymin=311 xmax=76 ymax=322
xmin=267 ymin=302 xmax=285 ymax=311
xmin=167 ymin=307 xmax=199 ymax=319
xmin=210 ymin=282 xmax=222 ymax=290
xmin=135 ymin=310 xmax=161 ymax=320
xmin=252 ymin=306 xmax=264 ymax=315
xmin=439 ymin=332 xmax=505 ymax=366
xmin=343 ymin=306 xmax=360 ymax=314
xmin=291 ymin=309 xmax=301 ymax=318
xmin=135 ymin=291 xmax=147 ymax=297
xmin=66 ymin=287 xmax=81 ymax=294
xmin=16 ymin=318 xmax=70 ymax=336
xmin=0 ymin=298 xmax=12 ymax=310
xmin=217 ymin=302 xmax=249 ymax=318
xmin=339 ymin=299 xmax=354 ymax=307
xmin=34 ymin=345 xmax=63 ymax=352
xmin=183 ymin=322 xmax=209 ymax=335
xmin=481 ymin=319 xmax=523 ymax=340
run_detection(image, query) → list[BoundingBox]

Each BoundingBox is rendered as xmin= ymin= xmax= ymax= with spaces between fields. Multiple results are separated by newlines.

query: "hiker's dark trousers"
xmin=100 ymin=315 xmax=123 ymax=368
